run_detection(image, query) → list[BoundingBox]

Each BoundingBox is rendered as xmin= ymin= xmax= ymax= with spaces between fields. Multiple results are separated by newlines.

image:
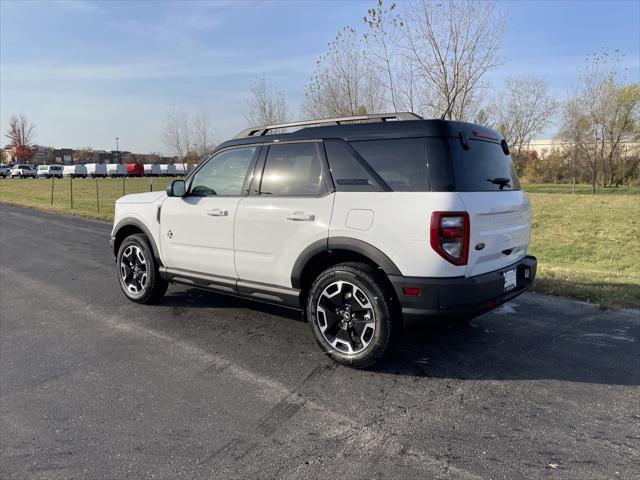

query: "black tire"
xmin=307 ymin=263 xmax=393 ymax=368
xmin=116 ymin=233 xmax=168 ymax=304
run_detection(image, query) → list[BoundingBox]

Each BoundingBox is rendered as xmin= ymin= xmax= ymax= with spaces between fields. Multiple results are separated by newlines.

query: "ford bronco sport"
xmin=111 ymin=113 xmax=537 ymax=368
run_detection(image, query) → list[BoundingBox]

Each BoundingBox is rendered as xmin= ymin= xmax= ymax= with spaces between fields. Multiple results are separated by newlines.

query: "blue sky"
xmin=1 ymin=0 xmax=639 ymax=154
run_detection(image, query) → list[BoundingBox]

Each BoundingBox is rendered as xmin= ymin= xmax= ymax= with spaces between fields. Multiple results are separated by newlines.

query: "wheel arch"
xmin=292 ymin=237 xmax=402 ymax=301
xmin=112 ymin=219 xmax=163 ymax=266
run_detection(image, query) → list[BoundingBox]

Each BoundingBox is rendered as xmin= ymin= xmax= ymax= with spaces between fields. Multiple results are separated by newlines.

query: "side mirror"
xmin=166 ymin=179 xmax=186 ymax=197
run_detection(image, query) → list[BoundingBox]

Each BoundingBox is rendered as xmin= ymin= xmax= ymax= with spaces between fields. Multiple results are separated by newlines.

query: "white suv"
xmin=10 ymin=164 xmax=36 ymax=178
xmin=111 ymin=113 xmax=537 ymax=367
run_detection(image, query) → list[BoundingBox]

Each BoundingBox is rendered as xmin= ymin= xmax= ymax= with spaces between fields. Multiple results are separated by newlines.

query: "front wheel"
xmin=117 ymin=234 xmax=168 ymax=304
xmin=307 ymin=263 xmax=393 ymax=368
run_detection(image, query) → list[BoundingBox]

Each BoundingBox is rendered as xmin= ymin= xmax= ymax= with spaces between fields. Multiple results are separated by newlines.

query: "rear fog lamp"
xmin=402 ymin=287 xmax=421 ymax=296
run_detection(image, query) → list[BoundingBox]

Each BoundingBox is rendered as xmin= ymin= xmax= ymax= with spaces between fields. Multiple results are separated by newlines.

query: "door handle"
xmin=206 ymin=208 xmax=228 ymax=217
xmin=286 ymin=211 xmax=315 ymax=222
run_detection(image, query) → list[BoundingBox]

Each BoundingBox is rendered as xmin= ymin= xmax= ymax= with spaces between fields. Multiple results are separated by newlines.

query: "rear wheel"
xmin=117 ymin=234 xmax=167 ymax=304
xmin=307 ymin=263 xmax=393 ymax=368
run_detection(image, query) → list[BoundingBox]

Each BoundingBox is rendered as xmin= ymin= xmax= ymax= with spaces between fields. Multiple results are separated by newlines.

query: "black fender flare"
xmin=290 ymin=236 xmax=402 ymax=289
xmin=111 ymin=218 xmax=163 ymax=266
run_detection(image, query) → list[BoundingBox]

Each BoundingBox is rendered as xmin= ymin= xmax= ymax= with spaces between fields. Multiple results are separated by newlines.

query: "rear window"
xmin=350 ymin=138 xmax=428 ymax=192
xmin=446 ymin=139 xmax=520 ymax=191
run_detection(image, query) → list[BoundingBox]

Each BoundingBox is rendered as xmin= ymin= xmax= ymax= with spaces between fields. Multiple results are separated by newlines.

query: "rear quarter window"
xmin=349 ymin=138 xmax=428 ymax=192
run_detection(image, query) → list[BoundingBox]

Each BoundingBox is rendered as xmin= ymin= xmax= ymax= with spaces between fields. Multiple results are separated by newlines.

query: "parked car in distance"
xmin=10 ymin=164 xmax=36 ymax=178
xmin=63 ymin=164 xmax=88 ymax=178
xmin=85 ymin=163 xmax=107 ymax=178
xmin=126 ymin=163 xmax=144 ymax=177
xmin=36 ymin=164 xmax=64 ymax=178
xmin=111 ymin=112 xmax=537 ymax=368
xmin=0 ymin=164 xmax=10 ymax=177
xmin=174 ymin=163 xmax=187 ymax=176
xmin=143 ymin=164 xmax=162 ymax=176
xmin=159 ymin=164 xmax=176 ymax=176
xmin=106 ymin=163 xmax=127 ymax=177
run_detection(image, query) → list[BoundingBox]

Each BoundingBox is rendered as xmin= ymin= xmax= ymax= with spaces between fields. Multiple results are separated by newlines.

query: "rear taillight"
xmin=430 ymin=212 xmax=470 ymax=266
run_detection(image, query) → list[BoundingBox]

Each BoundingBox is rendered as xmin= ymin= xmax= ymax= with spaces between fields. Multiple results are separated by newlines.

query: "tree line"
xmin=5 ymin=1 xmax=638 ymax=190
xmin=242 ymin=0 xmax=640 ymax=190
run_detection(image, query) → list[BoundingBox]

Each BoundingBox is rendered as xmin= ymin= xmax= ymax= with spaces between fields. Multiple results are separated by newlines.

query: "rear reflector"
xmin=430 ymin=212 xmax=470 ymax=266
xmin=402 ymin=287 xmax=421 ymax=296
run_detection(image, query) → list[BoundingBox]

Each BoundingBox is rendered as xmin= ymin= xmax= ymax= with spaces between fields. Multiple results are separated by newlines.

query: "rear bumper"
xmin=389 ymin=255 xmax=537 ymax=325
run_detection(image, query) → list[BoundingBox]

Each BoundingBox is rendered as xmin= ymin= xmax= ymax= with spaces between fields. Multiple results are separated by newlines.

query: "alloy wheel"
xmin=120 ymin=245 xmax=148 ymax=295
xmin=316 ymin=280 xmax=376 ymax=355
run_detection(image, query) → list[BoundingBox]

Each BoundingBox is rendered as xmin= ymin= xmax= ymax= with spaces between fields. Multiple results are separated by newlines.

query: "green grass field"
xmin=1 ymin=178 xmax=639 ymax=308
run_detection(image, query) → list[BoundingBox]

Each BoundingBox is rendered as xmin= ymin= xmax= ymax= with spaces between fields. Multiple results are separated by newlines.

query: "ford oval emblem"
xmin=475 ymin=243 xmax=485 ymax=251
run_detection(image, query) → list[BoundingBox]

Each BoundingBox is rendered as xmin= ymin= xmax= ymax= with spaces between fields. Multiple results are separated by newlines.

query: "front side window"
xmin=189 ymin=146 xmax=256 ymax=197
xmin=260 ymin=143 xmax=327 ymax=196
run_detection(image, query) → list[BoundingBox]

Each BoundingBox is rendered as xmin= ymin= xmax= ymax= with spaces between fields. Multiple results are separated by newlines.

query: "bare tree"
xmin=364 ymin=0 xmax=403 ymax=112
xmin=5 ymin=114 xmax=36 ymax=161
xmin=162 ymin=104 xmax=192 ymax=160
xmin=559 ymin=51 xmax=639 ymax=192
xmin=303 ymin=26 xmax=385 ymax=119
xmin=397 ymin=0 xmax=506 ymax=120
xmin=243 ymin=77 xmax=289 ymax=127
xmin=192 ymin=102 xmax=216 ymax=156
xmin=492 ymin=76 xmax=558 ymax=170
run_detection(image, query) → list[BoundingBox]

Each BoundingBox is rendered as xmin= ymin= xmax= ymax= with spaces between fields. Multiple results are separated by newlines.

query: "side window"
xmin=323 ymin=139 xmax=385 ymax=192
xmin=189 ymin=146 xmax=256 ymax=197
xmin=260 ymin=143 xmax=327 ymax=196
xmin=350 ymin=138 xmax=429 ymax=192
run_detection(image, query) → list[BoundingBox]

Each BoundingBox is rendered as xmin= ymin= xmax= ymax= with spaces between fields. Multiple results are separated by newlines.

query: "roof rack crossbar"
xmin=234 ymin=112 xmax=423 ymax=139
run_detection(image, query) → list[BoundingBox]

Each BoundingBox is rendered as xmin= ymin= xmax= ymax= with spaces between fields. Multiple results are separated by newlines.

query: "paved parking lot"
xmin=1 ymin=203 xmax=639 ymax=479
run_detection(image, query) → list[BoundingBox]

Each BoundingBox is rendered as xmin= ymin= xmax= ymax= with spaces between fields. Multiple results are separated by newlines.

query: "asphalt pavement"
xmin=1 ymin=203 xmax=639 ymax=479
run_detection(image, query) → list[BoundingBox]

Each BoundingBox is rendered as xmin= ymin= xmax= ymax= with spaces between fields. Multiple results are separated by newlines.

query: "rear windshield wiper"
xmin=486 ymin=177 xmax=511 ymax=189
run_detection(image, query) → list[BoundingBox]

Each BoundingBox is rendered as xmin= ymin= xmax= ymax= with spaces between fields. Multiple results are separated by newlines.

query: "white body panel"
xmin=459 ymin=191 xmax=532 ymax=276
xmin=159 ymin=164 xmax=177 ymax=176
xmin=36 ymin=165 xmax=63 ymax=177
xmin=10 ymin=165 xmax=36 ymax=177
xmin=106 ymin=164 xmax=126 ymax=176
xmin=174 ymin=163 xmax=187 ymax=176
xmin=159 ymin=196 xmax=241 ymax=279
xmin=113 ymin=192 xmax=165 ymax=254
xmin=85 ymin=163 xmax=107 ymax=177
xmin=330 ymin=192 xmax=467 ymax=278
xmin=144 ymin=164 xmax=162 ymax=176
xmin=62 ymin=165 xmax=87 ymax=177
xmin=234 ymin=195 xmax=335 ymax=287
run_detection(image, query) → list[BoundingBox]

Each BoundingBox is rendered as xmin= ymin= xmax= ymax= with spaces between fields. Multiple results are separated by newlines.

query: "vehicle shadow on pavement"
xmin=377 ymin=314 xmax=640 ymax=386
xmin=156 ymin=287 xmax=639 ymax=386
xmin=158 ymin=287 xmax=305 ymax=322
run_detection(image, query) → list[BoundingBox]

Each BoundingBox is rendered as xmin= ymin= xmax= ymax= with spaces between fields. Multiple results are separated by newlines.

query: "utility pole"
xmin=115 ymin=137 xmax=120 ymax=164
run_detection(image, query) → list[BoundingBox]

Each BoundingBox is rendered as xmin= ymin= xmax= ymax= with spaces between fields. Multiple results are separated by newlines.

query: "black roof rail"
xmin=233 ymin=112 xmax=423 ymax=139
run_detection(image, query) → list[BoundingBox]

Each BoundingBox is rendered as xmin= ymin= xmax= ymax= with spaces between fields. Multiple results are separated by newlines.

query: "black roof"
xmin=216 ymin=119 xmax=504 ymax=152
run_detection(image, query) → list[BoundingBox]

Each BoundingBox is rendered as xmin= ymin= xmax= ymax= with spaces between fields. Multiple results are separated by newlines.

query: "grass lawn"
xmin=522 ymin=184 xmax=640 ymax=309
xmin=0 ymin=176 xmax=174 ymax=221
xmin=1 ymin=178 xmax=639 ymax=309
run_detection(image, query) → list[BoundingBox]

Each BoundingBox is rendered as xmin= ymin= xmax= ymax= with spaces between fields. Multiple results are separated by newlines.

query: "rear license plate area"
xmin=503 ymin=268 xmax=517 ymax=292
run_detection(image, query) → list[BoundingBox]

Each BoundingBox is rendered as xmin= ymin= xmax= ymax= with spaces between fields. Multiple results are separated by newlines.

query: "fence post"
xmin=50 ymin=176 xmax=55 ymax=206
xmin=122 ymin=176 xmax=125 ymax=196
xmin=70 ymin=176 xmax=74 ymax=209
xmin=95 ymin=177 xmax=100 ymax=213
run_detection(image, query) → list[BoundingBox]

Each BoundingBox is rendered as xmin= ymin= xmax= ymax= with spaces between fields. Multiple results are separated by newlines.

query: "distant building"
xmin=53 ymin=148 xmax=74 ymax=165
